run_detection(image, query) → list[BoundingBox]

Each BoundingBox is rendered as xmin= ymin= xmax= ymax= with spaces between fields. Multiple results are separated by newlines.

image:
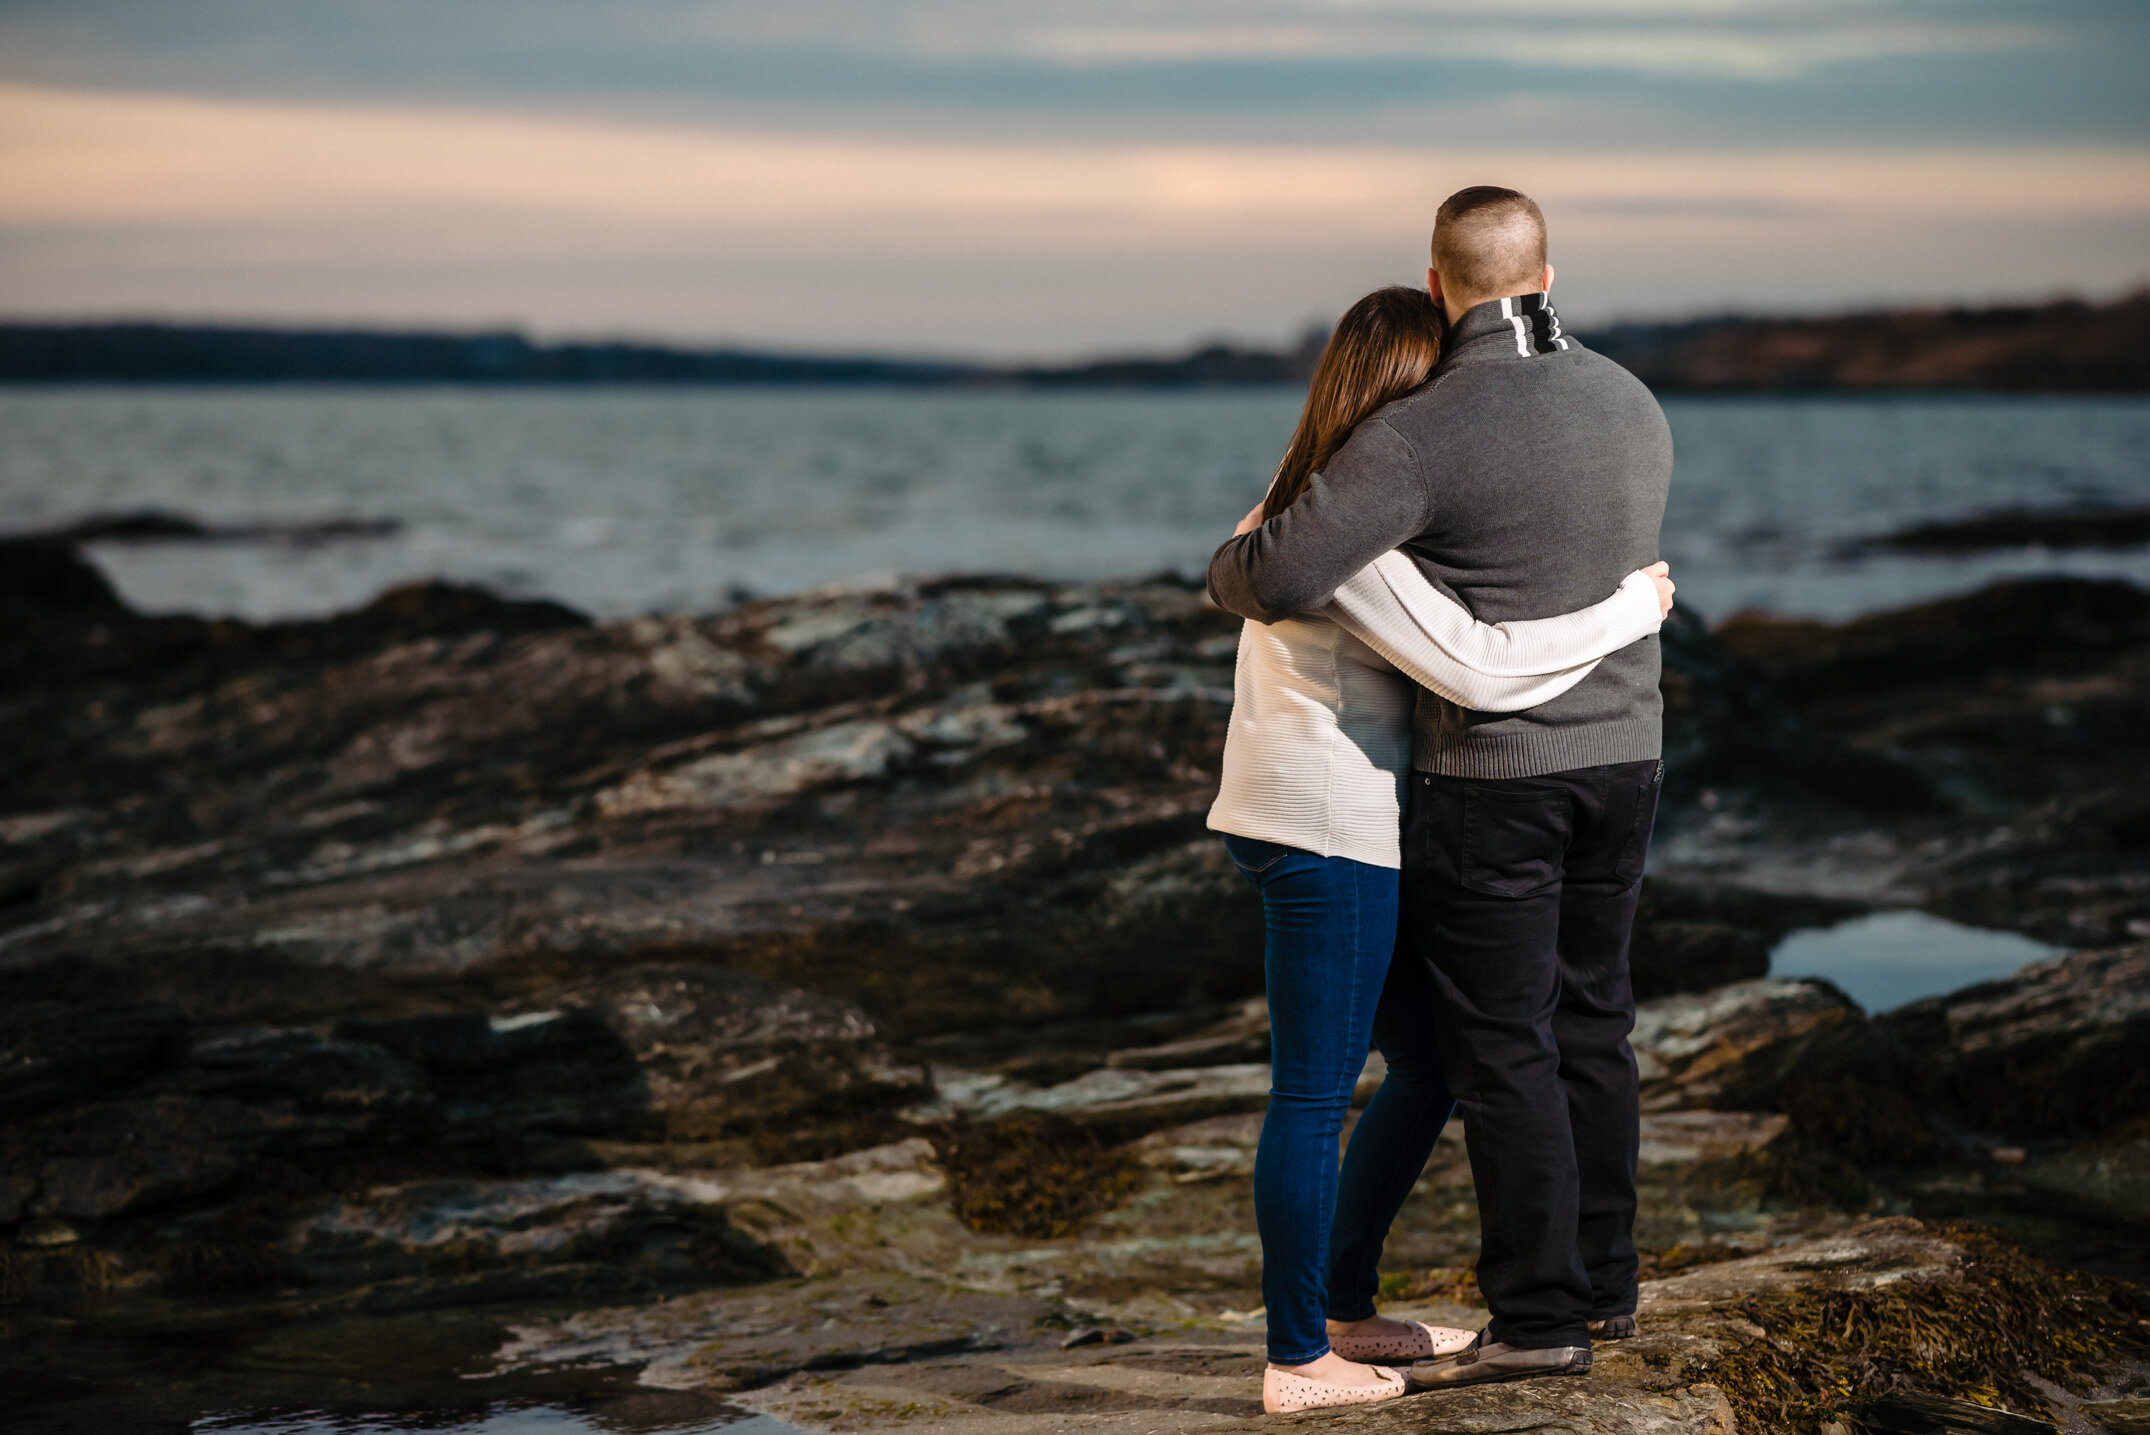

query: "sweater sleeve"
xmin=1323 ymin=555 xmax=1664 ymax=713
xmin=1206 ymin=419 xmax=1432 ymax=623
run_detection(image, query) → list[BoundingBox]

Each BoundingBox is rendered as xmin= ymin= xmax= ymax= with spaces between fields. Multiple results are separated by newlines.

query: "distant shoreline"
xmin=2 ymin=292 xmax=2144 ymax=392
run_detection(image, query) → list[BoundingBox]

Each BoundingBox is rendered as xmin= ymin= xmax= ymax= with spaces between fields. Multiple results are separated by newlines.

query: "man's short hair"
xmin=1431 ymin=186 xmax=1548 ymax=306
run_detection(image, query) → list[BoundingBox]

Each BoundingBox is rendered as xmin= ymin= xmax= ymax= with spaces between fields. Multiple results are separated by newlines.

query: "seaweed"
xmin=930 ymin=1114 xmax=1141 ymax=1239
xmin=0 ymin=1245 xmax=121 ymax=1303
xmin=1638 ymin=1241 xmax=1758 ymax=1280
xmin=1378 ymin=1263 xmax=1480 ymax=1304
xmin=1708 ymin=1223 xmax=2150 ymax=1434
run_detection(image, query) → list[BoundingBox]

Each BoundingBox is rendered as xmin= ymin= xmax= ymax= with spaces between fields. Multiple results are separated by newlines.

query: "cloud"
xmin=8 ymin=82 xmax=2144 ymax=233
xmin=995 ymin=15 xmax=2062 ymax=80
xmin=666 ymin=0 xmax=2069 ymax=81
xmin=3 ymin=80 xmax=2145 ymax=352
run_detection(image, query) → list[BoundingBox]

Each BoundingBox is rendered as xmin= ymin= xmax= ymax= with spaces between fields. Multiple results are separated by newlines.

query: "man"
xmin=1207 ymin=186 xmax=1672 ymax=1388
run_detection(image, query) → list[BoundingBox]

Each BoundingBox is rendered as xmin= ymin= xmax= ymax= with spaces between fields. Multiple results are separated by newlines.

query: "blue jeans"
xmin=1226 ymin=836 xmax=1456 ymax=1365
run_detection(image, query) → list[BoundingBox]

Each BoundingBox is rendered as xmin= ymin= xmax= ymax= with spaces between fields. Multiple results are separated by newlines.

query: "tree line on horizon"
xmin=0 ymin=292 xmax=2142 ymax=392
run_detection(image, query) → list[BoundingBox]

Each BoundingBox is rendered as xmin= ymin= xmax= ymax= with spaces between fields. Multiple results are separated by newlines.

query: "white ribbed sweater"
xmin=1206 ymin=554 xmax=1664 ymax=868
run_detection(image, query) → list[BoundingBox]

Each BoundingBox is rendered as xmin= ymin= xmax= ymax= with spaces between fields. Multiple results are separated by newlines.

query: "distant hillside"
xmin=0 ymin=323 xmax=975 ymax=387
xmin=0 ymin=294 xmax=2142 ymax=390
xmin=1013 ymin=331 xmax=1326 ymax=388
xmin=1588 ymin=291 xmax=2150 ymax=393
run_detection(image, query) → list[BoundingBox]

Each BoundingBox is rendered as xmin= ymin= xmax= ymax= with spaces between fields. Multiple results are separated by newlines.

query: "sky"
xmin=1 ymin=0 xmax=2146 ymax=356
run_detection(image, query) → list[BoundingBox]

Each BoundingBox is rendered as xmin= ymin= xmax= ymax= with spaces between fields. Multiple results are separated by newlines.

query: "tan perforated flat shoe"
xmin=1328 ymin=1318 xmax=1477 ymax=1363
xmin=1262 ymin=1362 xmax=1406 ymax=1415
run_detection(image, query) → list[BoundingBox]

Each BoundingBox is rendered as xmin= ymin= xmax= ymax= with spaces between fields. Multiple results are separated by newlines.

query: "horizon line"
xmin=2 ymin=284 xmax=2144 ymax=371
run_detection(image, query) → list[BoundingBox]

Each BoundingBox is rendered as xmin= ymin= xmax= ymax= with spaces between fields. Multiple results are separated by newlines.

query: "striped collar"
xmin=1444 ymin=291 xmax=1571 ymax=363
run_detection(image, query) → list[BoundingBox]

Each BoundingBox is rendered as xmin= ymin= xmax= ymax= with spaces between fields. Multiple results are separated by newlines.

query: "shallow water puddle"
xmin=1768 ymin=909 xmax=2058 ymax=1012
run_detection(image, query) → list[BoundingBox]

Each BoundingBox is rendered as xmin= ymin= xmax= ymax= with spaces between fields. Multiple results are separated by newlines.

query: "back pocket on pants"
xmin=1224 ymin=834 xmax=1295 ymax=878
xmin=1458 ymin=785 xmax=1567 ymax=898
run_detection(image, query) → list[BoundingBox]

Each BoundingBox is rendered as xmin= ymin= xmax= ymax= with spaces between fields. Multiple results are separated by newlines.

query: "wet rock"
xmin=0 ymin=572 xmax=1258 ymax=1040
xmin=492 ymin=1270 xmax=1058 ymax=1393
xmin=1657 ymin=604 xmax=1941 ymax=816
xmin=908 ymin=1062 xmax=1272 ymax=1135
xmin=5 ymin=1093 xmax=248 ymax=1220
xmin=333 ymin=1008 xmax=646 ymax=1137
xmin=0 ymin=1021 xmax=439 ymax=1223
xmin=1914 ymin=788 xmax=2150 ymax=949
xmin=678 ymin=1137 xmax=951 ymax=1215
xmin=1632 ymin=978 xmax=1865 ymax=1112
xmin=597 ymin=718 xmax=917 ymax=816
xmin=8 ymin=563 xmax=2149 ymax=1421
xmin=0 ymin=537 xmax=125 ymax=612
xmin=1628 ymin=917 xmax=1770 ymax=1000
xmin=750 ymin=581 xmax=1052 ymax=674
xmin=0 ymin=1000 xmax=187 ymax=1118
xmin=2084 ymin=1397 xmax=2150 ymax=1434
xmin=709 ymin=1221 xmax=2066 ymax=1435
xmin=0 ymin=1002 xmax=648 ymax=1229
xmin=1649 ymin=579 xmax=2150 ymax=941
xmin=2007 ymin=1136 xmax=2150 ymax=1229
xmin=1711 ymin=578 xmax=2150 ymax=869
xmin=1130 ymin=1113 xmax=1264 ymax=1184
xmin=0 ymin=1172 xmax=33 ymax=1224
xmin=1635 ymin=1110 xmax=1790 ymax=1166
xmin=1626 ymin=880 xmax=1869 ymax=1001
xmin=1128 ymin=1108 xmax=1788 ymax=1186
xmin=1641 ymin=1218 xmax=1957 ymax=1311
xmin=1106 ymin=997 xmax=1268 ymax=1070
xmin=1856 ymin=504 xmax=2150 ymax=554
xmin=15 ymin=1216 xmax=78 ymax=1248
xmin=1880 ymin=943 xmax=2150 ymax=1138
xmin=327 ymin=579 xmax=590 ymax=648
xmin=526 ymin=964 xmax=927 ymax=1139
xmin=1717 ymin=577 xmax=2150 ymax=703
xmin=1060 ymin=1326 xmax=1136 ymax=1349
xmin=292 ymin=1169 xmax=787 ymax=1292
xmin=173 ymin=1027 xmax=440 ymax=1152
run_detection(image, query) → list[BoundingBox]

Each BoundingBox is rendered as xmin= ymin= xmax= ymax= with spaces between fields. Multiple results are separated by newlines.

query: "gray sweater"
xmin=1207 ymin=292 xmax=1673 ymax=780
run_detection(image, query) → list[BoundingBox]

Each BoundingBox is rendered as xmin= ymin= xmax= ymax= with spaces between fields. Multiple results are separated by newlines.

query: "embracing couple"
xmin=1204 ymin=185 xmax=1675 ymax=1413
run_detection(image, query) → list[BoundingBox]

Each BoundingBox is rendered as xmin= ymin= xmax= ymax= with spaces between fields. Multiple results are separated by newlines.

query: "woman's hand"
xmin=1233 ymin=500 xmax=1266 ymax=537
xmin=1644 ymin=561 xmax=1675 ymax=619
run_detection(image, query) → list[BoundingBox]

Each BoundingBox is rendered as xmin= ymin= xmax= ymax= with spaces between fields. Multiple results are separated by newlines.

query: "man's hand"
xmin=1233 ymin=500 xmax=1266 ymax=537
xmin=1645 ymin=561 xmax=1675 ymax=619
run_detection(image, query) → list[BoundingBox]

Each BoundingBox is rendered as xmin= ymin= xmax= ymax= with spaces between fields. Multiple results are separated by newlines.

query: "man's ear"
xmin=1426 ymin=267 xmax=1443 ymax=305
xmin=1542 ymin=263 xmax=1556 ymax=293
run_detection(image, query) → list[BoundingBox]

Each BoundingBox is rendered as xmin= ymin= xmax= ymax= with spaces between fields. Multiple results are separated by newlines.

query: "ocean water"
xmin=3 ymin=387 xmax=2147 ymax=624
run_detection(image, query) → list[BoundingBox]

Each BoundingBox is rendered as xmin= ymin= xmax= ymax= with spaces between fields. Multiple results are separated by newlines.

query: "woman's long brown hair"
xmin=1261 ymin=286 xmax=1442 ymax=522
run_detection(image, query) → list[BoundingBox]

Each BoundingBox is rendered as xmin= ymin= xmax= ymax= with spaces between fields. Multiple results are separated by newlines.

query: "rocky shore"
xmin=4 ymin=536 xmax=2150 ymax=1432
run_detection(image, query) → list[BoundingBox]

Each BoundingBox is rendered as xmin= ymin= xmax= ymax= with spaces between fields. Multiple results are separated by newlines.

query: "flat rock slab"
xmin=535 ymin=1219 xmax=1959 ymax=1435
xmin=493 ymin=1270 xmax=1060 ymax=1392
xmin=742 ymin=1335 xmax=1735 ymax=1435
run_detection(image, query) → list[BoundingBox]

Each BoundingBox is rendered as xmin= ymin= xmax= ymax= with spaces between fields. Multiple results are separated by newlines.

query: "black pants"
xmin=1400 ymin=758 xmax=1660 ymax=1349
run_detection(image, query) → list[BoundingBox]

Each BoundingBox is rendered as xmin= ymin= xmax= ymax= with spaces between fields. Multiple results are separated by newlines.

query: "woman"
xmin=1205 ymin=287 xmax=1673 ymax=1414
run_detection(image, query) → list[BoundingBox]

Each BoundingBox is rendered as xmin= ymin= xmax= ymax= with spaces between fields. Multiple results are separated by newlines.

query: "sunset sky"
xmin=2 ymin=0 xmax=2145 ymax=355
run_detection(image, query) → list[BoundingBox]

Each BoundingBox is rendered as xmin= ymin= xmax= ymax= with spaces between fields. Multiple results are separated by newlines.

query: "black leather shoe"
xmin=1405 ymin=1330 xmax=1592 ymax=1389
xmin=1588 ymin=1314 xmax=1637 ymax=1340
